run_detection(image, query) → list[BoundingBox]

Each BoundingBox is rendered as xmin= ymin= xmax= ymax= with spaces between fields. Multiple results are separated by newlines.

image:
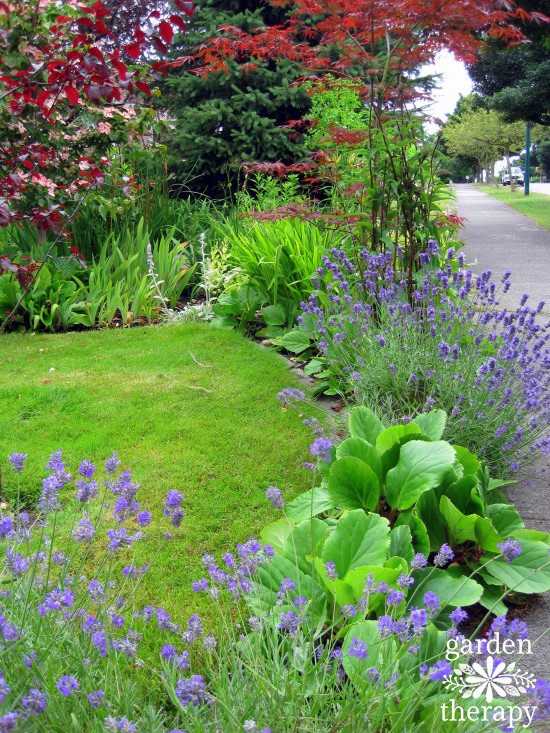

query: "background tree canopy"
xmin=159 ymin=0 xmax=311 ymax=196
xmin=467 ymin=0 xmax=550 ymax=126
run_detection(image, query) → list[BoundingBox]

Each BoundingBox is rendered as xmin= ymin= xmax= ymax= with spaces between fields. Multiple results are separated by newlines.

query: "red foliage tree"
xmin=0 ymin=0 xmax=193 ymax=297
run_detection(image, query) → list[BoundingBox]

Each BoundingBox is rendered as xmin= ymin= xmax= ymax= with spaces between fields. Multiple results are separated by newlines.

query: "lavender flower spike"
xmin=433 ymin=544 xmax=454 ymax=568
xmin=265 ymin=486 xmax=285 ymax=509
xmin=497 ymin=538 xmax=522 ymax=563
xmin=7 ymin=452 xmax=27 ymax=473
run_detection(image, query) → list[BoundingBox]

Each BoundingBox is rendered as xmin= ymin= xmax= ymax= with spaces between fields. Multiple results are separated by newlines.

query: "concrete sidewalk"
xmin=456 ymin=184 xmax=550 ymax=315
xmin=456 ymin=184 xmax=550 ymax=682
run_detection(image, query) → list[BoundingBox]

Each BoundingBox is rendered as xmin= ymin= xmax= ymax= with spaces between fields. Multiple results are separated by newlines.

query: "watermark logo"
xmin=441 ymin=634 xmax=537 ymax=729
xmin=443 ymin=656 xmax=535 ymax=702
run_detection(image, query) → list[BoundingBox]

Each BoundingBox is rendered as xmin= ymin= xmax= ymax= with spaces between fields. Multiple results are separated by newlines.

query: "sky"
xmin=419 ymin=50 xmax=473 ymax=131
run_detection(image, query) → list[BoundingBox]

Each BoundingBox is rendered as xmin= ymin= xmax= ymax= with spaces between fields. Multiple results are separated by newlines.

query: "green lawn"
xmin=0 ymin=323 xmax=318 ymax=624
xmin=476 ymin=184 xmax=550 ymax=230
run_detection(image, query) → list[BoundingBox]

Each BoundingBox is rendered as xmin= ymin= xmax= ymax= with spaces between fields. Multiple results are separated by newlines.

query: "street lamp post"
xmin=524 ymin=122 xmax=530 ymax=196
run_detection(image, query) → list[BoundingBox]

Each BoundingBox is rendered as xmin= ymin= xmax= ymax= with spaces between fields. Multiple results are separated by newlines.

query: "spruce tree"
xmin=159 ymin=0 xmax=310 ymax=196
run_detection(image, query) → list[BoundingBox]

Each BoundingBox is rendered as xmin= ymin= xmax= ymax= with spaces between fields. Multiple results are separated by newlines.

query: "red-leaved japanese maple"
xmin=0 ymin=0 xmax=193 ymax=321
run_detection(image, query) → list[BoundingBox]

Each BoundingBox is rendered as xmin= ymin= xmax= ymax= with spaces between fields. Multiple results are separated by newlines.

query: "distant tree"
xmin=442 ymin=109 xmax=526 ymax=182
xmin=468 ymin=0 xmax=550 ymax=126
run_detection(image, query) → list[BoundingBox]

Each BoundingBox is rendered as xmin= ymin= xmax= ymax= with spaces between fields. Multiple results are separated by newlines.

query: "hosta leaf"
xmin=349 ymin=406 xmax=384 ymax=445
xmin=511 ymin=529 xmax=550 ymax=546
xmin=486 ymin=504 xmax=525 ymax=537
xmin=283 ymin=519 xmax=329 ymax=576
xmin=328 ymin=457 xmax=380 ymax=511
xmin=345 ymin=565 xmax=401 ymax=607
xmin=479 ymin=582 xmax=508 ymax=617
xmin=394 ymin=511 xmax=430 ymax=556
xmin=475 ymin=516 xmax=503 ymax=553
xmin=336 ymin=437 xmax=383 ymax=480
xmin=482 ymin=540 xmax=550 ymax=594
xmin=388 ymin=525 xmax=414 ymax=563
xmin=262 ymin=303 xmax=286 ymax=326
xmin=416 ymin=489 xmax=447 ymax=551
xmin=251 ymin=554 xmax=326 ymax=619
xmin=285 ymin=486 xmax=335 ymax=522
xmin=408 ymin=567 xmax=483 ymax=608
xmin=412 ymin=409 xmax=447 ymax=440
xmin=375 ymin=424 xmax=421 ymax=456
xmin=439 ymin=496 xmax=478 ymax=545
xmin=260 ymin=518 xmax=295 ymax=554
xmin=281 ymin=329 xmax=310 ymax=354
xmin=342 ymin=621 xmax=396 ymax=687
xmin=321 ymin=510 xmax=390 ymax=578
xmin=386 ymin=441 xmax=456 ymax=510
xmin=453 ymin=445 xmax=480 ymax=476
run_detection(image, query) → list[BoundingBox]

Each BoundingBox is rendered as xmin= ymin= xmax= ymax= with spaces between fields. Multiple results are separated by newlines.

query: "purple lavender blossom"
xmin=348 ymin=638 xmax=368 ymax=659
xmin=377 ymin=615 xmax=395 ymax=637
xmin=87 ymin=690 xmax=105 ymax=708
xmin=265 ymin=486 xmax=285 ymax=509
xmin=433 ymin=544 xmax=454 ymax=568
xmin=277 ymin=387 xmax=305 ymax=408
xmin=386 ymin=590 xmax=404 ymax=607
xmin=72 ymin=518 xmax=96 ymax=543
xmin=410 ymin=553 xmax=428 ymax=570
xmin=497 ymin=538 xmax=522 ymax=563
xmin=105 ymin=452 xmax=121 ymax=474
xmin=0 ymin=713 xmax=18 ymax=731
xmin=325 ymin=561 xmax=338 ymax=579
xmin=21 ymin=688 xmax=47 ymax=715
xmin=136 ymin=510 xmax=152 ymax=527
xmin=76 ymin=480 xmax=98 ymax=503
xmin=78 ymin=460 xmax=95 ymax=478
xmin=429 ymin=661 xmax=452 ymax=681
xmin=104 ymin=717 xmax=137 ymax=732
xmin=450 ymin=607 xmax=468 ymax=625
xmin=175 ymin=675 xmax=208 ymax=707
xmin=56 ymin=676 xmax=79 ymax=697
xmin=0 ymin=517 xmax=13 ymax=540
xmin=310 ymin=437 xmax=332 ymax=462
xmin=7 ymin=452 xmax=27 ymax=473
xmin=423 ymin=592 xmax=441 ymax=615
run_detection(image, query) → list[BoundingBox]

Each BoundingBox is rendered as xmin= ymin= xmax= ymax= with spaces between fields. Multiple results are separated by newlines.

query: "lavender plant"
xmin=0 ymin=451 xmax=200 ymax=732
xmin=296 ymin=243 xmax=550 ymax=474
xmin=1 ymin=449 xmax=550 ymax=731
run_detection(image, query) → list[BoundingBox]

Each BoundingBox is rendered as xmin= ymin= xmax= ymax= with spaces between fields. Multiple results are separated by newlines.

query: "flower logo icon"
xmin=443 ymin=657 xmax=535 ymax=702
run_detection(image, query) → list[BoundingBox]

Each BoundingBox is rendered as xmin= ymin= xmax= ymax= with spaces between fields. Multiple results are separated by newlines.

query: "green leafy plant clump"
xmin=260 ymin=407 xmax=550 ymax=625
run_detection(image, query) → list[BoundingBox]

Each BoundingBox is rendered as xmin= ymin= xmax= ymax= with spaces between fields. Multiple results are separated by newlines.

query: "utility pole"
xmin=524 ymin=122 xmax=530 ymax=196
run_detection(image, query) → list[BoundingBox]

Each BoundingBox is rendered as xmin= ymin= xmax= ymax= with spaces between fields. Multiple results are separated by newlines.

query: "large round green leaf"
xmin=336 ymin=438 xmax=383 ymax=480
xmin=483 ymin=540 xmax=550 ymax=594
xmin=321 ymin=509 xmax=390 ymax=578
xmin=260 ymin=517 xmax=295 ymax=554
xmin=439 ymin=496 xmax=478 ymax=545
xmin=416 ymin=489 xmax=447 ymax=551
xmin=342 ymin=621 xmax=396 ymax=687
xmin=285 ymin=486 xmax=336 ymax=522
xmin=385 ymin=440 xmax=456 ymax=510
xmin=349 ymin=406 xmax=384 ymax=445
xmin=486 ymin=503 xmax=525 ymax=537
xmin=388 ymin=525 xmax=414 ymax=563
xmin=375 ymin=424 xmax=422 ymax=455
xmin=329 ymin=456 xmax=380 ymax=511
xmin=408 ymin=567 xmax=483 ymax=608
xmin=252 ymin=554 xmax=326 ymax=621
xmin=412 ymin=409 xmax=447 ymax=440
xmin=283 ymin=518 xmax=329 ymax=576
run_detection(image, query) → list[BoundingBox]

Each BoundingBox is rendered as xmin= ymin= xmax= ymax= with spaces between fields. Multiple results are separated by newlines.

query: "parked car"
xmin=501 ymin=167 xmax=524 ymax=185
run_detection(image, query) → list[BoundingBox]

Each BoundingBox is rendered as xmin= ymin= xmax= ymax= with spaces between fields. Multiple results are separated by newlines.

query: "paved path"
xmin=455 ymin=184 xmax=550 ymax=315
xmin=531 ymin=182 xmax=550 ymax=197
xmin=456 ymin=184 xmax=550 ymax=683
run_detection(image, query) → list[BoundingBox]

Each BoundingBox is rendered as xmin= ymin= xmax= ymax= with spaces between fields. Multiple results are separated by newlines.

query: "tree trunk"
xmin=506 ymin=151 xmax=515 ymax=192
